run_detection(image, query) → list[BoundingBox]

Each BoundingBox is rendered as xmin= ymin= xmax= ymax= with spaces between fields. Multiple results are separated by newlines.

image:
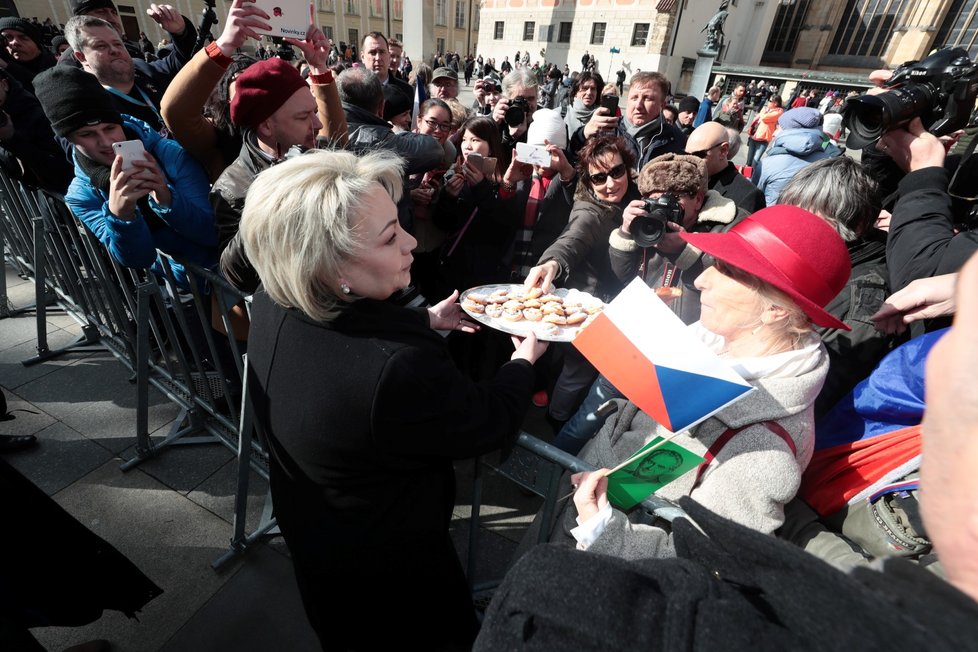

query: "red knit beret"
xmin=230 ymin=58 xmax=309 ymax=129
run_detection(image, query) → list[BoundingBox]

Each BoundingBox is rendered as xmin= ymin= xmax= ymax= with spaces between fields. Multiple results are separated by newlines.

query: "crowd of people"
xmin=2 ymin=0 xmax=978 ymax=649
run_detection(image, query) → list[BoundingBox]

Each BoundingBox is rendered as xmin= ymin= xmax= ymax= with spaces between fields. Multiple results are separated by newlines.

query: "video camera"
xmin=633 ymin=194 xmax=682 ymax=248
xmin=842 ymin=47 xmax=978 ymax=150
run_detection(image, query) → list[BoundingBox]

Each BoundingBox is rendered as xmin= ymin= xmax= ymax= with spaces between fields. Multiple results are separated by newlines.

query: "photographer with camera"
xmin=472 ymin=73 xmax=502 ymax=115
xmin=551 ymin=153 xmax=746 ymax=453
xmin=492 ymin=68 xmax=539 ymax=153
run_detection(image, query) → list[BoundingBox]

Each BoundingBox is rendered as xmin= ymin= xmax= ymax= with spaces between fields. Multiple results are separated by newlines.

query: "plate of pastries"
xmin=460 ymin=284 xmax=604 ymax=342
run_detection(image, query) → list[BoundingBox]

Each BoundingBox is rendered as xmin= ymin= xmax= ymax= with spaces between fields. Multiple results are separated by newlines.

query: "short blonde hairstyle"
xmin=240 ymin=149 xmax=405 ymax=322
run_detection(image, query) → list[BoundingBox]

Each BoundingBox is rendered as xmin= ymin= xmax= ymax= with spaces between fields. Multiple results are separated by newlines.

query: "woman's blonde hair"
xmin=240 ymin=149 xmax=405 ymax=322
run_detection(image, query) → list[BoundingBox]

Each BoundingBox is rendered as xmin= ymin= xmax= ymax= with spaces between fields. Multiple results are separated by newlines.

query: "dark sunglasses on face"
xmin=588 ymin=163 xmax=627 ymax=185
xmin=688 ymin=142 xmax=724 ymax=159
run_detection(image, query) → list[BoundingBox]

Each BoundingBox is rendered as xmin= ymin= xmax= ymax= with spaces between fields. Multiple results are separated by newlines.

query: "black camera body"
xmin=633 ymin=193 xmax=682 ymax=248
xmin=504 ymin=97 xmax=530 ymax=127
xmin=843 ymin=47 xmax=978 ymax=150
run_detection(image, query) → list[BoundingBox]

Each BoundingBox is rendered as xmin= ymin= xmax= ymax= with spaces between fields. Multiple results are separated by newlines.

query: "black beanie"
xmin=383 ymin=84 xmax=412 ymax=122
xmin=33 ymin=67 xmax=122 ymax=138
xmin=71 ymin=0 xmax=117 ymax=16
xmin=0 ymin=18 xmax=43 ymax=47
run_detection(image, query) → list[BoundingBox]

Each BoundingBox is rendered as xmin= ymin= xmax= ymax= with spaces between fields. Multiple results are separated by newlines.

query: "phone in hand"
xmin=111 ymin=139 xmax=146 ymax=171
xmin=600 ymin=94 xmax=619 ymax=115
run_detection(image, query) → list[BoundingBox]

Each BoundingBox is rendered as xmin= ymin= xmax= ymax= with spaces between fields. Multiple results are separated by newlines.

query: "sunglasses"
xmin=688 ymin=142 xmax=724 ymax=159
xmin=423 ymin=118 xmax=452 ymax=133
xmin=588 ymin=163 xmax=627 ymax=185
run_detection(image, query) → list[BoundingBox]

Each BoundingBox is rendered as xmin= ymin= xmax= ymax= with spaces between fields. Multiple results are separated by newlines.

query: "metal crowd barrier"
xmin=2 ymin=183 xmax=274 ymax=570
xmin=467 ymin=433 xmax=687 ymax=594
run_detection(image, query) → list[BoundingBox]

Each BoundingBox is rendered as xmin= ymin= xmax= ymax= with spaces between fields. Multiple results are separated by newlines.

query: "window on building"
xmin=828 ymin=0 xmax=912 ymax=58
xmin=319 ymin=0 xmax=334 ymax=11
xmin=591 ymin=22 xmax=606 ymax=45
xmin=631 ymin=23 xmax=650 ymax=47
xmin=435 ymin=0 xmax=447 ymax=25
xmin=323 ymin=25 xmax=334 ymax=41
xmin=935 ymin=0 xmax=978 ymax=60
xmin=349 ymin=28 xmax=359 ymax=45
xmin=762 ymin=0 xmax=810 ymax=63
xmin=370 ymin=0 xmax=383 ymax=17
xmin=437 ymin=37 xmax=446 ymax=53
xmin=494 ymin=21 xmax=504 ymax=40
xmin=473 ymin=10 xmax=480 ymax=31
xmin=523 ymin=21 xmax=535 ymax=41
xmin=396 ymin=33 xmax=403 ymax=42
xmin=393 ymin=0 xmax=402 ymax=19
xmin=455 ymin=1 xmax=465 ymax=28
xmin=345 ymin=0 xmax=358 ymax=15
xmin=558 ymin=22 xmax=572 ymax=43
xmin=539 ymin=24 xmax=554 ymax=42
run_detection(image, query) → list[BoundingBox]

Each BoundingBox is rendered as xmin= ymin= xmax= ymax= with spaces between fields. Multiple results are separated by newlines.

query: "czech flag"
xmin=573 ymin=279 xmax=754 ymax=433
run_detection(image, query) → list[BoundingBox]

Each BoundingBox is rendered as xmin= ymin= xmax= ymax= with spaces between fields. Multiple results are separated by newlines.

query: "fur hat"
xmin=33 ymin=66 xmax=122 ymax=138
xmin=230 ymin=58 xmax=309 ymax=129
xmin=526 ymin=108 xmax=567 ymax=149
xmin=638 ymin=153 xmax=708 ymax=196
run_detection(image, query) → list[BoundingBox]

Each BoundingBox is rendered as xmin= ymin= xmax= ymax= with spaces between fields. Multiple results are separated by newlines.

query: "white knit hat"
xmin=526 ymin=108 xmax=568 ymax=149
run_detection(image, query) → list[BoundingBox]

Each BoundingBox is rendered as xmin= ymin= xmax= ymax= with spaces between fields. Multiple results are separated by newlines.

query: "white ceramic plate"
xmin=460 ymin=284 xmax=604 ymax=343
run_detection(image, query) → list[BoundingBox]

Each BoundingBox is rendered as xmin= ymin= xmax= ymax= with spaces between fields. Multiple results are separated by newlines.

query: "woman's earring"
xmin=340 ymin=282 xmax=351 ymax=295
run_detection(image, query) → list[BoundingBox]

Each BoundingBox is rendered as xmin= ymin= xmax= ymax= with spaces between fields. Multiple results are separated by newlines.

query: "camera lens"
xmin=505 ymin=104 xmax=526 ymax=127
xmin=632 ymin=215 xmax=666 ymax=248
xmin=843 ymin=85 xmax=935 ymax=149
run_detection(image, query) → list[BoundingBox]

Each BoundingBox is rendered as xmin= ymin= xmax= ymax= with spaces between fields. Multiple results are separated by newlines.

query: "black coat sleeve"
xmin=886 ymin=166 xmax=978 ymax=290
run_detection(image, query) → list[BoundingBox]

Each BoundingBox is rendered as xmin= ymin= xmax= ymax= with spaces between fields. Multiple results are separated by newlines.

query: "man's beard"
xmin=99 ymin=60 xmax=135 ymax=87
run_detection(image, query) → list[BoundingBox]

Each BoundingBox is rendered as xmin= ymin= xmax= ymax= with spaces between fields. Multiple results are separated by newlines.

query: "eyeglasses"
xmin=423 ymin=118 xmax=452 ymax=133
xmin=688 ymin=142 xmax=724 ymax=158
xmin=588 ymin=163 xmax=627 ymax=185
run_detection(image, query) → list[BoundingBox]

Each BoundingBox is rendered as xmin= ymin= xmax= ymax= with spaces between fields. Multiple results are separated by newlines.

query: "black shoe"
xmin=0 ymin=434 xmax=37 ymax=453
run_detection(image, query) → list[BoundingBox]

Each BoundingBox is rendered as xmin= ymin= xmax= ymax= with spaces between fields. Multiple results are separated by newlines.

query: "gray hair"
xmin=724 ymin=127 xmax=741 ymax=159
xmin=336 ymin=67 xmax=383 ymax=113
xmin=778 ymin=156 xmax=880 ymax=242
xmin=64 ymin=15 xmax=119 ymax=53
xmin=502 ymin=68 xmax=537 ymax=97
xmin=240 ymin=149 xmax=405 ymax=322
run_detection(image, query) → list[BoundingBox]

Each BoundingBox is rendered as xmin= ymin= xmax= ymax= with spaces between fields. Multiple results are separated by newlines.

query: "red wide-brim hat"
xmin=681 ymin=205 xmax=852 ymax=331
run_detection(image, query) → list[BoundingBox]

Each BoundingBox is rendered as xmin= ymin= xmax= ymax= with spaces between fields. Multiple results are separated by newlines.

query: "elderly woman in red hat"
xmin=563 ymin=205 xmax=852 ymax=558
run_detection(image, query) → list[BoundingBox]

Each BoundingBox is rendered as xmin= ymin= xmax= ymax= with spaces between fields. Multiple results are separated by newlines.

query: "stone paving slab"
xmin=3 ymin=420 xmax=113 ymax=495
xmin=31 ymin=459 xmax=241 ymax=652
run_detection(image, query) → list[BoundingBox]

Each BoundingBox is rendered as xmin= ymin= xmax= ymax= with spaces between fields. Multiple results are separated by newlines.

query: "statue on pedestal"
xmin=701 ymin=1 xmax=730 ymax=53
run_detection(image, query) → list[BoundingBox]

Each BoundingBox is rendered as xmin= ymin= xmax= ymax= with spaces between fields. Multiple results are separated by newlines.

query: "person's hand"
xmin=146 ymin=3 xmax=186 ymax=35
xmin=473 ymin=80 xmax=486 ymax=104
xmin=460 ymin=156 xmax=485 ymax=186
xmin=571 ymin=470 xmax=609 ymax=523
xmin=491 ymin=97 xmax=509 ymax=125
xmin=428 ymin=290 xmax=480 ymax=333
xmin=871 ymin=273 xmax=958 ymax=334
xmin=877 ymin=117 xmax=945 ymax=172
xmin=130 ymin=152 xmax=171 ymax=208
xmin=285 ymin=15 xmax=330 ymax=73
xmin=940 ymin=129 xmax=965 ymax=153
xmin=654 ymin=222 xmax=688 ymax=255
xmin=875 ymin=208 xmax=892 ymax=232
xmin=409 ymin=186 xmax=434 ymax=207
xmin=215 ymin=0 xmax=270 ymax=56
xmin=443 ymin=172 xmax=465 ymax=198
xmin=510 ymin=332 xmax=548 ymax=364
xmin=583 ymin=106 xmax=618 ymax=138
xmin=620 ymin=199 xmax=648 ymax=235
xmin=502 ymin=155 xmax=532 ymax=188
xmin=544 ymin=140 xmax=574 ymax=181
xmin=524 ymin=260 xmax=559 ymax=292
xmin=108 ymin=156 xmax=151 ymax=220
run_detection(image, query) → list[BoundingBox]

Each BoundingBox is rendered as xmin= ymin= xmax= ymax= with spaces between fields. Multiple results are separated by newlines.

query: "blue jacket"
xmin=66 ymin=117 xmax=217 ymax=288
xmin=752 ymin=128 xmax=841 ymax=205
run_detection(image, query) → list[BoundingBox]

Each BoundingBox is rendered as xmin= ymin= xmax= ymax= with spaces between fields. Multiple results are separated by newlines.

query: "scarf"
xmin=564 ymin=98 xmax=597 ymax=135
xmin=75 ymin=129 xmax=165 ymax=231
xmin=622 ymin=113 xmax=664 ymax=150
